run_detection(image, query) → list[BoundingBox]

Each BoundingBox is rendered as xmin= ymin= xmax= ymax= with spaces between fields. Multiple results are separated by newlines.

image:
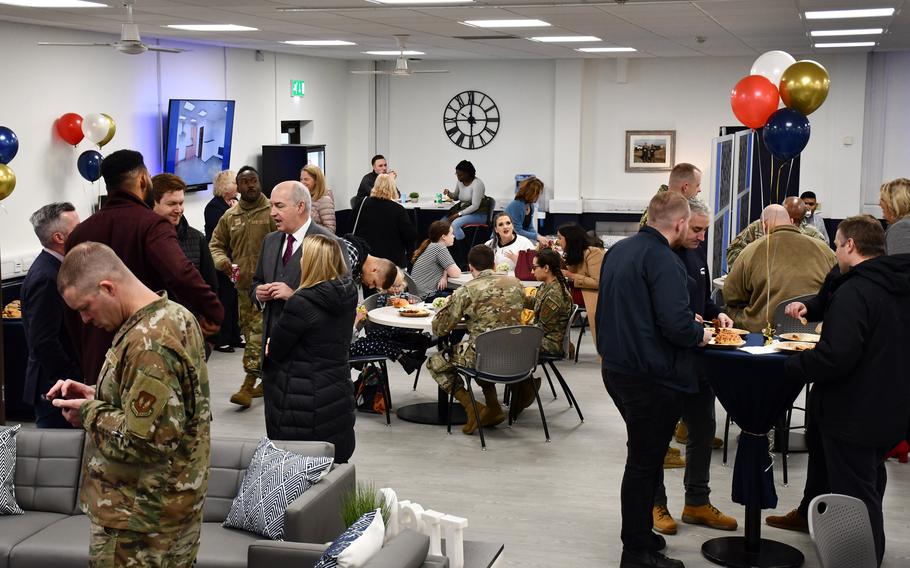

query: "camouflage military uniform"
xmin=726 ymin=218 xmax=827 ymax=268
xmin=525 ymin=280 xmax=573 ymax=355
xmin=638 ymin=184 xmax=670 ymax=228
xmin=79 ymin=293 xmax=210 ymax=568
xmin=209 ymin=194 xmax=275 ymax=380
xmin=427 ymin=270 xmax=524 ymax=393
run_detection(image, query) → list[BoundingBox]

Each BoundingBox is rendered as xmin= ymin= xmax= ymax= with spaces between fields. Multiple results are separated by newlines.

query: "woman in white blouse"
xmin=485 ymin=213 xmax=534 ymax=270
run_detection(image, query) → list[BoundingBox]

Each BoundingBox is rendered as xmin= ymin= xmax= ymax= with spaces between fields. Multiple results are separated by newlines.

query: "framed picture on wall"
xmin=625 ymin=130 xmax=676 ymax=172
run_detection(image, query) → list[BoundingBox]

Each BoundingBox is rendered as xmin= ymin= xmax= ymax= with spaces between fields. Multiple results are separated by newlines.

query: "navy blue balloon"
xmin=762 ymin=108 xmax=810 ymax=161
xmin=77 ymin=150 xmax=103 ymax=182
xmin=0 ymin=126 xmax=18 ymax=164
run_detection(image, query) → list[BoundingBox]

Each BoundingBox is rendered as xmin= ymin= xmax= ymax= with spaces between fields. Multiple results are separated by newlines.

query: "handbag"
xmin=352 ymin=197 xmax=369 ymax=234
xmin=514 ymin=249 xmax=537 ymax=281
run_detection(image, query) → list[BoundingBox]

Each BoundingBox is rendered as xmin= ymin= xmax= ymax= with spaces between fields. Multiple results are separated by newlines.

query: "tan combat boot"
xmin=682 ymin=503 xmax=738 ymax=531
xmin=479 ymin=384 xmax=505 ymax=427
xmin=652 ymin=505 xmax=678 ymax=535
xmin=250 ymin=381 xmax=264 ymax=398
xmin=453 ymin=388 xmax=485 ymax=435
xmin=230 ymin=375 xmax=256 ymax=408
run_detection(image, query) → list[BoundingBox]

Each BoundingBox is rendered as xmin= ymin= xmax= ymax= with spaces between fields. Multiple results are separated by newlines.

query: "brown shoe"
xmin=663 ymin=450 xmax=686 ymax=469
xmin=765 ymin=509 xmax=809 ymax=533
xmin=480 ymin=405 xmax=505 ymax=428
xmin=453 ymin=388 xmax=486 ymax=435
xmin=667 ymin=446 xmax=681 ymax=456
xmin=712 ymin=436 xmax=724 ymax=449
xmin=652 ymin=505 xmax=678 ymax=535
xmin=682 ymin=503 xmax=738 ymax=531
xmin=250 ymin=382 xmax=264 ymax=398
xmin=230 ymin=376 xmax=256 ymax=408
xmin=674 ymin=421 xmax=689 ymax=444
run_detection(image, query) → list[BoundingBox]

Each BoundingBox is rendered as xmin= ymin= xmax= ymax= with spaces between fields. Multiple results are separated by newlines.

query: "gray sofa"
xmin=0 ymin=429 xmax=440 ymax=567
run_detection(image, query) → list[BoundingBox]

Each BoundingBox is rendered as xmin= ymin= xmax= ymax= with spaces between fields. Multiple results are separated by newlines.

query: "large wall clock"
xmin=442 ymin=90 xmax=500 ymax=150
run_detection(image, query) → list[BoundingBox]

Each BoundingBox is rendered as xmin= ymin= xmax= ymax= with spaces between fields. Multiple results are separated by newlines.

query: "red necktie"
xmin=282 ymin=234 xmax=295 ymax=266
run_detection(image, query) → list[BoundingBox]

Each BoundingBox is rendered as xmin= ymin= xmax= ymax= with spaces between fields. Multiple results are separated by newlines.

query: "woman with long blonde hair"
xmin=263 ymin=234 xmax=358 ymax=462
xmin=880 ymin=177 xmax=910 ymax=254
xmin=300 ymin=163 xmax=336 ymax=233
xmin=352 ymin=172 xmax=417 ymax=268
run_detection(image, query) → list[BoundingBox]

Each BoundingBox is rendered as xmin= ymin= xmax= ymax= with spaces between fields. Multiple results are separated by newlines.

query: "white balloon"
xmin=82 ymin=113 xmax=112 ymax=145
xmin=750 ymin=50 xmax=796 ymax=88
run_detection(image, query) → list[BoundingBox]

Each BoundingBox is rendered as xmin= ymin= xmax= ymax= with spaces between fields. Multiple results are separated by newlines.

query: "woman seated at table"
xmin=504 ymin=176 xmax=550 ymax=246
xmin=300 ymin=164 xmax=336 ymax=234
xmin=558 ymin=223 xmax=605 ymax=343
xmin=353 ymin=173 xmax=418 ymax=268
xmin=485 ymin=213 xmax=535 ymax=270
xmin=443 ymin=160 xmax=490 ymax=240
xmin=263 ymin=234 xmax=357 ymax=463
xmin=410 ymin=220 xmax=461 ymax=300
xmin=350 ymin=273 xmax=432 ymax=375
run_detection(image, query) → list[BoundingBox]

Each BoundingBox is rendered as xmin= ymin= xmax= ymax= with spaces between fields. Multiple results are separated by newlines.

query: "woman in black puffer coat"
xmin=264 ymin=234 xmax=358 ymax=462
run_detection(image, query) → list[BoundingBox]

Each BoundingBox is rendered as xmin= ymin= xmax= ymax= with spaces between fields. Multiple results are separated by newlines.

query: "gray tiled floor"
xmin=205 ymin=336 xmax=910 ymax=567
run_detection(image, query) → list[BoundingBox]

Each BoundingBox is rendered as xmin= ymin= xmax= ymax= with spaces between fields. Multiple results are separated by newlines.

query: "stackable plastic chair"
xmin=808 ymin=494 xmax=877 ymax=568
xmin=538 ymin=304 xmax=584 ymax=423
xmin=448 ymin=326 xmax=545 ymax=450
xmin=349 ymin=293 xmax=392 ymax=426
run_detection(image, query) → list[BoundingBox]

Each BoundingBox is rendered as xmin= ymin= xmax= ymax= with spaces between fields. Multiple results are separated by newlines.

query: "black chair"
xmin=447 ymin=326 xmax=546 ymax=450
xmin=462 ymin=198 xmax=497 ymax=248
xmin=349 ymin=293 xmax=392 ymax=426
xmin=400 ymin=269 xmax=430 ymax=391
xmin=573 ymin=307 xmax=588 ymax=363
xmin=538 ymin=304 xmax=584 ymax=423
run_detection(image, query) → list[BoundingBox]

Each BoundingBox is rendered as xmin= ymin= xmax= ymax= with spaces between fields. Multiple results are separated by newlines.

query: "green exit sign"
xmin=291 ymin=80 xmax=305 ymax=97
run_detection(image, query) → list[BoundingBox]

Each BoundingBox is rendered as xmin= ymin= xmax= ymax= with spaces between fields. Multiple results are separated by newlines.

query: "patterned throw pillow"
xmin=1 ymin=424 xmax=24 ymax=516
xmin=315 ymin=509 xmax=385 ymax=568
xmin=223 ymin=437 xmax=333 ymax=540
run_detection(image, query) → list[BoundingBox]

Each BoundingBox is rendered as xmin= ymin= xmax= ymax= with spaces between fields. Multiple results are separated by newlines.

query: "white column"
xmin=551 ymin=59 xmax=584 ymax=213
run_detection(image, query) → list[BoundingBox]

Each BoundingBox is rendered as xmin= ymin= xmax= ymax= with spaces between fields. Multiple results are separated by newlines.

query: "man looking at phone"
xmin=50 ymin=242 xmax=210 ymax=567
xmin=355 ymin=154 xmax=398 ymax=205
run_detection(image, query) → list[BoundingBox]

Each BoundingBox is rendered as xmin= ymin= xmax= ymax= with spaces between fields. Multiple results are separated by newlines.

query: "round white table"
xmin=401 ymin=200 xmax=452 ymax=211
xmin=448 ymin=271 xmax=542 ymax=289
xmin=366 ymin=304 xmax=467 ymax=425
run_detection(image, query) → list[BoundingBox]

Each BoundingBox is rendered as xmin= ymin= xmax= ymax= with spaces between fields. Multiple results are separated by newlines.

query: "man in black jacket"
xmin=597 ymin=191 xmax=712 ymax=568
xmin=784 ymin=215 xmax=910 ymax=566
xmin=353 ymin=154 xmax=397 ymax=208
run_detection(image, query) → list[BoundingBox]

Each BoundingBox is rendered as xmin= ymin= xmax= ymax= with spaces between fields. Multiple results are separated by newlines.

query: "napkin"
xmin=739 ymin=343 xmax=781 ymax=355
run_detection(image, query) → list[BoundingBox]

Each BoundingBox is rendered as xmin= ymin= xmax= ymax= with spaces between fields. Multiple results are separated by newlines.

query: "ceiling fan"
xmin=351 ymin=35 xmax=448 ymax=76
xmin=37 ymin=0 xmax=184 ymax=55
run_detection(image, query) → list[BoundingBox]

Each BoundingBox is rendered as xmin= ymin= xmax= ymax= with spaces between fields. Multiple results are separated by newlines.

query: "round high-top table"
xmin=367 ymin=305 xmax=467 ymax=426
xmin=698 ymin=333 xmax=806 ymax=568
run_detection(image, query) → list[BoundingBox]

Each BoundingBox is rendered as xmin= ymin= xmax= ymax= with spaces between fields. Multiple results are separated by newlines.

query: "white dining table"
xmin=447 ymin=271 xmax=542 ymax=289
xmin=367 ymin=305 xmax=436 ymax=333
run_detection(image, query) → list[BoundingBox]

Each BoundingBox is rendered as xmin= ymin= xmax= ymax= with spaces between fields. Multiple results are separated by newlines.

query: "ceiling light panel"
xmin=366 ymin=0 xmax=474 ymax=3
xmin=814 ymin=41 xmax=877 ymax=48
xmin=166 ymin=24 xmax=258 ymax=32
xmin=0 ymin=0 xmax=105 ymax=6
xmin=364 ymin=50 xmax=425 ymax=55
xmin=282 ymin=40 xmax=356 ymax=46
xmin=804 ymin=8 xmax=895 ymax=20
xmin=461 ymin=19 xmax=551 ymax=28
xmin=577 ymin=47 xmax=636 ymax=53
xmin=809 ymin=28 xmax=883 ymax=37
xmin=529 ymin=36 xmax=601 ymax=43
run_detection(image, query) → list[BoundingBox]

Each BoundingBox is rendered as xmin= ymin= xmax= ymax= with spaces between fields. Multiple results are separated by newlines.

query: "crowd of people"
xmin=13 ymin=144 xmax=910 ymax=567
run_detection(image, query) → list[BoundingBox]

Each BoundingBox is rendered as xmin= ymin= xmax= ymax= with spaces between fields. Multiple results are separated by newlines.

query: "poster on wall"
xmin=708 ymin=134 xmax=736 ymax=278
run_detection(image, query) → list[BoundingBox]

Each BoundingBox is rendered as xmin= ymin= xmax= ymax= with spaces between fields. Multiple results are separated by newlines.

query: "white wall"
xmin=0 ymin=22 xmax=353 ymax=277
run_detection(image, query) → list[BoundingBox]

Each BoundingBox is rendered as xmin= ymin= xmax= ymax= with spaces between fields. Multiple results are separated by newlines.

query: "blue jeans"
xmin=447 ymin=213 xmax=487 ymax=240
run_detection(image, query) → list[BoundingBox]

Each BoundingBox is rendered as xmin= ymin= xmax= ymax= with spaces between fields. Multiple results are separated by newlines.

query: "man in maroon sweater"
xmin=65 ymin=149 xmax=223 ymax=383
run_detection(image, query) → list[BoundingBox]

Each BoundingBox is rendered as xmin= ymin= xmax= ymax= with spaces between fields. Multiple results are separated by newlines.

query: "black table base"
xmin=397 ymin=402 xmax=467 ymax=425
xmin=702 ymin=537 xmax=804 ymax=568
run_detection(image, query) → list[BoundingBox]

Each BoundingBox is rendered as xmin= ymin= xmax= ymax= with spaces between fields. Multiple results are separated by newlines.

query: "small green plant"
xmin=340 ymin=482 xmax=391 ymax=527
xmin=409 ymin=192 xmax=420 ymax=201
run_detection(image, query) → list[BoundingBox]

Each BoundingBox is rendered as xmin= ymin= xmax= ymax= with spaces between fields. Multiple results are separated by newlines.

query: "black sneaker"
xmin=620 ymin=550 xmax=684 ymax=568
xmin=232 ymin=340 xmax=246 ymax=349
xmin=214 ymin=345 xmax=235 ymax=353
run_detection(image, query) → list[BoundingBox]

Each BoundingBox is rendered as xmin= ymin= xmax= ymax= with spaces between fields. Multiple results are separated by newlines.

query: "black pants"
xmin=797 ymin=413 xmax=828 ymax=518
xmin=821 ymin=436 xmax=889 ymax=567
xmin=604 ymin=369 xmax=683 ymax=552
xmin=654 ymin=380 xmax=716 ymax=507
xmin=213 ymin=272 xmax=241 ymax=347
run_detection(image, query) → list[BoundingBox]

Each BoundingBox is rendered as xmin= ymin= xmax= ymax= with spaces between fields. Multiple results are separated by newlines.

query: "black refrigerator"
xmin=261 ymin=144 xmax=326 ymax=197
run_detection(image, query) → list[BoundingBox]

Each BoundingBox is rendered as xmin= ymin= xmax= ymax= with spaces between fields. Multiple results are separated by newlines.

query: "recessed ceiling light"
xmin=804 ymin=8 xmax=895 ymax=20
xmin=0 ymin=0 xmax=105 ymax=6
xmin=198 ymin=110 xmax=207 ymax=117
xmin=364 ymin=50 xmax=425 ymax=55
xmin=183 ymin=101 xmax=195 ymax=111
xmin=461 ymin=19 xmax=551 ymax=28
xmin=165 ymin=24 xmax=258 ymax=32
xmin=282 ymin=40 xmax=356 ymax=46
xmin=810 ymin=28 xmax=883 ymax=37
xmin=366 ymin=0 xmax=473 ymax=3
xmin=529 ymin=36 xmax=601 ymax=43
xmin=576 ymin=47 xmax=636 ymax=53
xmin=814 ymin=41 xmax=877 ymax=48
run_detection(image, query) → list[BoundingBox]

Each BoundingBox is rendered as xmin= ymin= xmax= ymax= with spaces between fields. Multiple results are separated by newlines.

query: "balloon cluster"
xmin=55 ymin=112 xmax=117 ymax=182
xmin=730 ymin=51 xmax=830 ymax=160
xmin=0 ymin=126 xmax=18 ymax=202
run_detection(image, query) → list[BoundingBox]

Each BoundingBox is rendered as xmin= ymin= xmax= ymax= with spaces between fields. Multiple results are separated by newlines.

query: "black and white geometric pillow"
xmin=315 ymin=509 xmax=385 ymax=568
xmin=0 ymin=424 xmax=24 ymax=516
xmin=223 ymin=437 xmax=333 ymax=540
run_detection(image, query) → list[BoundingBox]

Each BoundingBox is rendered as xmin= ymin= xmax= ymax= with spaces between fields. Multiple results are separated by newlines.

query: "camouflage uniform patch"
xmin=525 ymin=280 xmax=573 ymax=355
xmin=78 ymin=293 xmax=210 ymax=545
xmin=89 ymin=518 xmax=201 ymax=568
xmin=237 ymin=291 xmax=263 ymax=378
xmin=428 ymin=270 xmax=524 ymax=393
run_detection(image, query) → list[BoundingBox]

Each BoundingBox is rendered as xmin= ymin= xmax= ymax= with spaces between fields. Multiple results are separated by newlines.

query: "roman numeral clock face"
xmin=443 ymin=90 xmax=500 ymax=150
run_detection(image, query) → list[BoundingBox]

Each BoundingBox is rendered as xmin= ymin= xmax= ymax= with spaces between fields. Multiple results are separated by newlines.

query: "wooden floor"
xmin=207 ymin=337 xmax=910 ymax=567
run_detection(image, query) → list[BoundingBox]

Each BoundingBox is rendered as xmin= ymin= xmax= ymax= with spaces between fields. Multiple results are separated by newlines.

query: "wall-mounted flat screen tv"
xmin=164 ymin=99 xmax=235 ymax=191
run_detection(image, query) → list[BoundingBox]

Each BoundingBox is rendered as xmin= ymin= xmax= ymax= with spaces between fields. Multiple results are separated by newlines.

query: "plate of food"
xmin=775 ymin=341 xmax=816 ymax=353
xmin=707 ymin=328 xmax=746 ymax=349
xmin=779 ymin=332 xmax=821 ymax=343
xmin=398 ymin=306 xmax=431 ymax=318
xmin=2 ymin=300 xmax=21 ymax=319
xmin=705 ymin=326 xmax=749 ymax=336
xmin=389 ymin=297 xmax=410 ymax=308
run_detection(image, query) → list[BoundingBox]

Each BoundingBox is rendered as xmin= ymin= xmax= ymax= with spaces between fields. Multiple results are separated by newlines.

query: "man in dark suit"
xmin=20 ymin=202 xmax=81 ymax=427
xmin=65 ymin=149 xmax=224 ymax=383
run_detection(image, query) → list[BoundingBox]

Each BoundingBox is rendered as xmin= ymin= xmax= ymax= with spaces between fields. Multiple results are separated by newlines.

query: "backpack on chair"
xmin=354 ymin=365 xmax=386 ymax=414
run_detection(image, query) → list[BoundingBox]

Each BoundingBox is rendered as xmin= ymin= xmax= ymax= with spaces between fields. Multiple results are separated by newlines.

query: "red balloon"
xmin=56 ymin=113 xmax=84 ymax=146
xmin=730 ymin=75 xmax=780 ymax=130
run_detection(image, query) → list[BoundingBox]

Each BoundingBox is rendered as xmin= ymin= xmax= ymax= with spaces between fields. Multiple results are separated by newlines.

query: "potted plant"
xmin=341 ymin=482 xmax=391 ymax=528
xmin=408 ymin=192 xmax=419 ymax=203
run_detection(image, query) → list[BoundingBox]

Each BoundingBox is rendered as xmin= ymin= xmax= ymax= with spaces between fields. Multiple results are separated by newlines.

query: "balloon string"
xmin=0 ymin=203 xmax=7 ymax=215
xmin=784 ymin=159 xmax=794 ymax=199
xmin=755 ymin=130 xmax=765 ymax=213
xmin=775 ymin=162 xmax=787 ymax=205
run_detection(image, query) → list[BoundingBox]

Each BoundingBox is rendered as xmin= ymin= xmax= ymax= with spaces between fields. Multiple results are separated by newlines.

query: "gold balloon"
xmin=98 ymin=113 xmax=116 ymax=148
xmin=779 ymin=60 xmax=830 ymax=116
xmin=0 ymin=163 xmax=15 ymax=201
